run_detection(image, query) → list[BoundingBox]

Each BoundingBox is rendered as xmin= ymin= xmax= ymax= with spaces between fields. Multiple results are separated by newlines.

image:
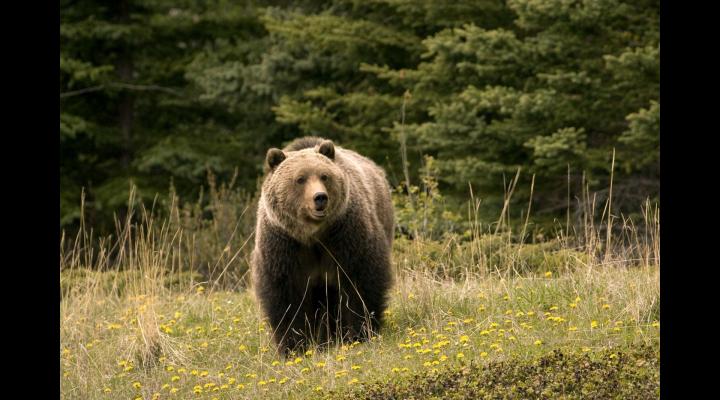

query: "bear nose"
xmin=313 ymin=192 xmax=328 ymax=211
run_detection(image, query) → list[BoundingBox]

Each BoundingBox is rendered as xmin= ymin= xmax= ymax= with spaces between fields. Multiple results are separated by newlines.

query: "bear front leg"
xmin=333 ymin=246 xmax=392 ymax=342
xmin=341 ymin=272 xmax=388 ymax=341
xmin=256 ymin=274 xmax=310 ymax=354
xmin=253 ymin=227 xmax=312 ymax=355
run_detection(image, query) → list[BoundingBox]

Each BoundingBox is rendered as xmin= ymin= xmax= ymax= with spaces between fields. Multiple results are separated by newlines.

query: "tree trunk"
xmin=117 ymin=0 xmax=133 ymax=171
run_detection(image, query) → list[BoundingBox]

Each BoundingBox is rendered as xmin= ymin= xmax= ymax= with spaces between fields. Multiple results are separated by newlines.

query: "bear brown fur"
xmin=251 ymin=136 xmax=394 ymax=354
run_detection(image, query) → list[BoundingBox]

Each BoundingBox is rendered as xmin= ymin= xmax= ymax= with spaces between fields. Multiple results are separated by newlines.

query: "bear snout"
xmin=313 ymin=192 xmax=328 ymax=211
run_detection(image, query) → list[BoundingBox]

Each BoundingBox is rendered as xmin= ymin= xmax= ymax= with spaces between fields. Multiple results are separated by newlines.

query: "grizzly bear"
xmin=251 ymin=136 xmax=394 ymax=354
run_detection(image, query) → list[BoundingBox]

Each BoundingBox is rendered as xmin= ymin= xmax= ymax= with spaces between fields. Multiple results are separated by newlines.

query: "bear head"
xmin=261 ymin=139 xmax=349 ymax=242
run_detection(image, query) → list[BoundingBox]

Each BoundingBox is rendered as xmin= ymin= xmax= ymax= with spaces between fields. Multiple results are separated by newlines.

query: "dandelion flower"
xmin=534 ymin=340 xmax=542 ymax=346
xmin=456 ymin=352 xmax=464 ymax=359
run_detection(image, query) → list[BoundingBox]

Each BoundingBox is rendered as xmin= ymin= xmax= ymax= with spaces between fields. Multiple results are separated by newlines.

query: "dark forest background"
xmin=60 ymin=0 xmax=659 ymax=235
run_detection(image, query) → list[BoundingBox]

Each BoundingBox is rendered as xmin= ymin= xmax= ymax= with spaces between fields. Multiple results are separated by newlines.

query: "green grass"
xmin=331 ymin=345 xmax=659 ymax=399
xmin=60 ymin=263 xmax=658 ymax=399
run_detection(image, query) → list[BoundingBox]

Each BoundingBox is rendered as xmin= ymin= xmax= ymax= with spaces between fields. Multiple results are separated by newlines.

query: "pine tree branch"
xmin=59 ymin=85 xmax=105 ymax=98
xmin=60 ymin=82 xmax=183 ymax=99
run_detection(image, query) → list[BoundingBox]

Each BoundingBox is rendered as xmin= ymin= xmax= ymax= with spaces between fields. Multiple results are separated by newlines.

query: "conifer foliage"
xmin=61 ymin=0 xmax=659 ymax=230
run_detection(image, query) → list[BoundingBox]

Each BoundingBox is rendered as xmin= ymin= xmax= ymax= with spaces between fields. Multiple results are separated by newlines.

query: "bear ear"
xmin=265 ymin=148 xmax=286 ymax=171
xmin=317 ymin=140 xmax=335 ymax=160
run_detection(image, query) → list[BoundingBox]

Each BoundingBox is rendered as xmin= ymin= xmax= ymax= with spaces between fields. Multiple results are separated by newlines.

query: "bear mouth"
xmin=308 ymin=210 xmax=327 ymax=220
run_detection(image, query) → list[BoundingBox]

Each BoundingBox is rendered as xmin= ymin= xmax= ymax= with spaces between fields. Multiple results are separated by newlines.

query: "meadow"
xmin=60 ymin=181 xmax=659 ymax=399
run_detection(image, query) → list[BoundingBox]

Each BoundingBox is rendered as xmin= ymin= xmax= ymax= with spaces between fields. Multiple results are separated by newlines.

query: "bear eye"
xmin=296 ymin=177 xmax=306 ymax=184
xmin=320 ymin=174 xmax=328 ymax=182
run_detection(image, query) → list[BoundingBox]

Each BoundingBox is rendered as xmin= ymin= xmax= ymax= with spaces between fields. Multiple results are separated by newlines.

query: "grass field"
xmin=61 ymin=189 xmax=659 ymax=399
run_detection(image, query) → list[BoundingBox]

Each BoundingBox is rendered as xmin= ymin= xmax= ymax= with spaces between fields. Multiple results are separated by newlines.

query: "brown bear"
xmin=251 ymin=136 xmax=394 ymax=354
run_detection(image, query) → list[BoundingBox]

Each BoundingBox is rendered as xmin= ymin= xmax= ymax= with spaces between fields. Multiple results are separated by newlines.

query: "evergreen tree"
xmin=259 ymin=0 xmax=659 ymax=218
xmin=60 ymin=0 xmax=275 ymax=230
xmin=61 ymin=0 xmax=659 ymax=232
